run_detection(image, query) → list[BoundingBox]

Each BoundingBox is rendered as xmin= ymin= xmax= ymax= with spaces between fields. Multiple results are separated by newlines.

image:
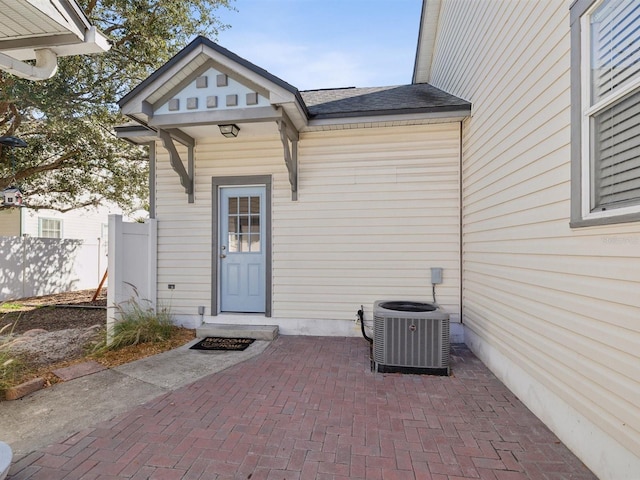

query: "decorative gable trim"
xmin=276 ymin=110 xmax=299 ymax=201
xmin=119 ymin=37 xmax=307 ymax=125
xmin=157 ymin=129 xmax=194 ymax=203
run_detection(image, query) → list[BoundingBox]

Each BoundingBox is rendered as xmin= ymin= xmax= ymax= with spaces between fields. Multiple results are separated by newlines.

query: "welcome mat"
xmin=190 ymin=337 xmax=255 ymax=351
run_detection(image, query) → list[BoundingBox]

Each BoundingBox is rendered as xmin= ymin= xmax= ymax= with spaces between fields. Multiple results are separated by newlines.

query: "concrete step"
xmin=196 ymin=324 xmax=279 ymax=341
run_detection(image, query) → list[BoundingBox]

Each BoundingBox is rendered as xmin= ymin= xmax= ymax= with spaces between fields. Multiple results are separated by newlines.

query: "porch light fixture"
xmin=219 ymin=124 xmax=240 ymax=138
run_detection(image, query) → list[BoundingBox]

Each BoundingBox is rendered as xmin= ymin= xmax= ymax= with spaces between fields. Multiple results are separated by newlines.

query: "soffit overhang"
xmin=306 ymin=111 xmax=469 ymax=132
xmin=0 ymin=0 xmax=110 ymax=59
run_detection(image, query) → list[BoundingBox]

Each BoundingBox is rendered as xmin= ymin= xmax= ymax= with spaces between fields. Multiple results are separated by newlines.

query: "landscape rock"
xmin=7 ymin=328 xmax=101 ymax=365
xmin=21 ymin=329 xmax=48 ymax=337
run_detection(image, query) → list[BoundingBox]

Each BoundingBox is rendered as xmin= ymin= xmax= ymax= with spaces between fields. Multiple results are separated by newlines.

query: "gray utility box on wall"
xmin=373 ymin=300 xmax=450 ymax=375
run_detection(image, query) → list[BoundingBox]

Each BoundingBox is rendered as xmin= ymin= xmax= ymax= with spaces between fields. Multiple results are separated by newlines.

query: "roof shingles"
xmin=301 ymin=83 xmax=470 ymax=119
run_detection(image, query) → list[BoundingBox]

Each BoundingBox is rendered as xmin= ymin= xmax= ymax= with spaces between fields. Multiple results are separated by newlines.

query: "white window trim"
xmin=38 ymin=217 xmax=63 ymax=238
xmin=571 ymin=0 xmax=640 ymax=226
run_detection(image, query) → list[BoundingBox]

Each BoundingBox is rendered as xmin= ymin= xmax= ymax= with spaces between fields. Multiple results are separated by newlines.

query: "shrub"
xmin=96 ymin=297 xmax=174 ymax=352
xmin=0 ymin=322 xmax=24 ymax=391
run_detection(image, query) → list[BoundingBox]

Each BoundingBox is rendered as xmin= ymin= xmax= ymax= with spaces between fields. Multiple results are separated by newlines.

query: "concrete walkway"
xmin=1 ymin=339 xmax=271 ymax=456
xmin=4 ymin=337 xmax=596 ymax=479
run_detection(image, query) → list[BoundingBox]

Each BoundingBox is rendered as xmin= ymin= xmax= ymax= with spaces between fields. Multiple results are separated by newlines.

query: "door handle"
xmin=220 ymin=245 xmax=227 ymax=259
xmin=220 ymin=253 xmax=226 ymax=259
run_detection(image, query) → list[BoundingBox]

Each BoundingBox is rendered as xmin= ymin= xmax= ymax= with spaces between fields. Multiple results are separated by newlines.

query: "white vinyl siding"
xmin=18 ymin=205 xmax=122 ymax=243
xmin=428 ymin=0 xmax=640 ymax=475
xmin=154 ymin=123 xmax=461 ymax=323
xmin=275 ymin=125 xmax=460 ymax=321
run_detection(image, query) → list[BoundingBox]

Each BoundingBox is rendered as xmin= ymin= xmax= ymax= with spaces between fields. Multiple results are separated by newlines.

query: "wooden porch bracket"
xmin=277 ymin=113 xmax=299 ymax=201
xmin=158 ymin=129 xmax=194 ymax=203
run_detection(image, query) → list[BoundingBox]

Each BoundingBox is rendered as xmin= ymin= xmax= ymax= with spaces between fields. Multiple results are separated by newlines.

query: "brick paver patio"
xmin=8 ymin=337 xmax=596 ymax=479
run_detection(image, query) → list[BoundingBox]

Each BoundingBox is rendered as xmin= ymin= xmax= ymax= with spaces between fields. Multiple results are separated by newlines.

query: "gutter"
xmin=0 ymin=48 xmax=58 ymax=80
xmin=0 ymin=10 xmax=110 ymax=81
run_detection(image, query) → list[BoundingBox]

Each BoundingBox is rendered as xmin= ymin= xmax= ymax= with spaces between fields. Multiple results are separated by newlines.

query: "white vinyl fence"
xmin=0 ymin=236 xmax=107 ymax=302
xmin=107 ymin=215 xmax=156 ymax=329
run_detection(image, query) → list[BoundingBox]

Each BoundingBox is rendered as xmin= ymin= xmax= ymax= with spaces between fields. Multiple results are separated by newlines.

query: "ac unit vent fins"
xmin=373 ymin=300 xmax=450 ymax=375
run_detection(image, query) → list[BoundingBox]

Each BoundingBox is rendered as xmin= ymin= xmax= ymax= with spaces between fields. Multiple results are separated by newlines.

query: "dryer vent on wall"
xmin=373 ymin=300 xmax=450 ymax=375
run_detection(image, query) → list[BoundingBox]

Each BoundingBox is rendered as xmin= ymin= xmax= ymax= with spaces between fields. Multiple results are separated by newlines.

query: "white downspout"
xmin=0 ymin=48 xmax=58 ymax=81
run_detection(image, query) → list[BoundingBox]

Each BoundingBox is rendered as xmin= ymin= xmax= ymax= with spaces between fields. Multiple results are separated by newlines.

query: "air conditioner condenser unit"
xmin=373 ymin=300 xmax=450 ymax=375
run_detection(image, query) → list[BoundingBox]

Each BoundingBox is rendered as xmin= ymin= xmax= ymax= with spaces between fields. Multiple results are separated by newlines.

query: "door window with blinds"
xmin=573 ymin=0 xmax=640 ymax=224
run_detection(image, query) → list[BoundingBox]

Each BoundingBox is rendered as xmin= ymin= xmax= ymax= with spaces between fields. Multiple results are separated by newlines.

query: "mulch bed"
xmin=190 ymin=337 xmax=255 ymax=351
xmin=1 ymin=289 xmax=106 ymax=335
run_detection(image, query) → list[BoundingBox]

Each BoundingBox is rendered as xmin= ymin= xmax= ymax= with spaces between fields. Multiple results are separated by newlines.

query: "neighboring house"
xmin=0 ymin=204 xmax=131 ymax=301
xmin=0 ymin=0 xmax=109 ymax=80
xmin=0 ymin=203 xmax=117 ymax=244
xmin=115 ymin=1 xmax=639 ymax=479
xmin=0 ymin=2 xmax=107 ymax=474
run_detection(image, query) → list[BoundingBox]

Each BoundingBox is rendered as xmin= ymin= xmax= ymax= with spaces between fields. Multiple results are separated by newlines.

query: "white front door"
xmin=219 ymin=186 xmax=266 ymax=312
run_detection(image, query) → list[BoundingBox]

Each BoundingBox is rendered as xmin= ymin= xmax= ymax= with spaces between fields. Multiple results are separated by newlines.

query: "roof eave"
xmin=307 ymin=107 xmax=471 ymax=128
xmin=0 ymin=0 xmax=110 ymax=60
xmin=309 ymin=104 xmax=471 ymax=121
xmin=412 ymin=0 xmax=441 ymax=84
xmin=115 ymin=123 xmax=158 ymax=146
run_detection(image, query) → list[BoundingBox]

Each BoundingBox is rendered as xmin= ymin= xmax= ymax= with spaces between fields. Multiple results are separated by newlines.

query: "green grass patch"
xmin=0 ymin=302 xmax=26 ymax=313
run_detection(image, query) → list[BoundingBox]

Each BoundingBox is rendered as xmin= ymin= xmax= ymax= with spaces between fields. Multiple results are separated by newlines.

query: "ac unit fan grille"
xmin=374 ymin=315 xmax=449 ymax=368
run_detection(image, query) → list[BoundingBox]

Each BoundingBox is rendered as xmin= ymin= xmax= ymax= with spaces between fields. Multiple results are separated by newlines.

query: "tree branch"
xmin=18 ymin=197 xmax=102 ymax=213
xmin=85 ymin=0 xmax=98 ymax=16
xmin=0 ymin=150 xmax=80 ymax=190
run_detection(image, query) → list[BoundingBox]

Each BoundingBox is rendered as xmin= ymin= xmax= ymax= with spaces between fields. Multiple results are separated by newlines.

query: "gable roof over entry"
xmin=119 ymin=36 xmax=308 ymax=133
xmin=117 ymin=36 xmax=470 ymax=202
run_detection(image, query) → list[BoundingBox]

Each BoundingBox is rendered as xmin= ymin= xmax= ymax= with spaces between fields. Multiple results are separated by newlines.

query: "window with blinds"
xmin=587 ymin=0 xmax=640 ymax=212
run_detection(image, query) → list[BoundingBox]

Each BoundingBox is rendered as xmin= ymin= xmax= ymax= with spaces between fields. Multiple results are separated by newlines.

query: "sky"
xmin=214 ymin=0 xmax=423 ymax=91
